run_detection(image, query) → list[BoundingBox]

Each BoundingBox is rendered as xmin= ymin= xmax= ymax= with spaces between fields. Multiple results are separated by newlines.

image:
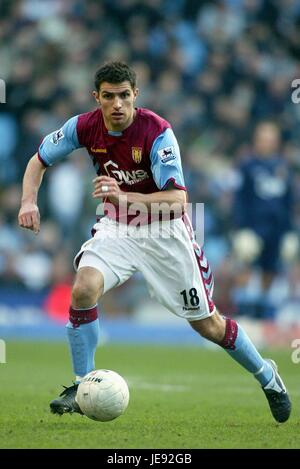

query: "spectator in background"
xmin=232 ymin=121 xmax=295 ymax=318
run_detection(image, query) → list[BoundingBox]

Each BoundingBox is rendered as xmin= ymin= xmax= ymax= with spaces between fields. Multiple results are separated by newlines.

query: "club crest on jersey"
xmin=51 ymin=129 xmax=64 ymax=145
xmin=132 ymin=147 xmax=142 ymax=164
xmin=158 ymin=146 xmax=176 ymax=163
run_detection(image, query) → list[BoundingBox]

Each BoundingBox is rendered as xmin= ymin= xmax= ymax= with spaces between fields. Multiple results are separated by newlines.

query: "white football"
xmin=76 ymin=369 xmax=129 ymax=422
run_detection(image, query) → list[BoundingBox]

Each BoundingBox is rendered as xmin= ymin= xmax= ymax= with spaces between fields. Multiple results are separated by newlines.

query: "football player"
xmin=18 ymin=62 xmax=291 ymax=423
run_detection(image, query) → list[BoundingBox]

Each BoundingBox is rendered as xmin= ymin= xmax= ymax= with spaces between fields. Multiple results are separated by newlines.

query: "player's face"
xmin=93 ymin=81 xmax=139 ymax=131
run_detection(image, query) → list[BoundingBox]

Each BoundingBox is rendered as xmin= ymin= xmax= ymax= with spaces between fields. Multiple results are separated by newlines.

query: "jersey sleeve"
xmin=150 ymin=128 xmax=186 ymax=190
xmin=38 ymin=115 xmax=82 ymax=167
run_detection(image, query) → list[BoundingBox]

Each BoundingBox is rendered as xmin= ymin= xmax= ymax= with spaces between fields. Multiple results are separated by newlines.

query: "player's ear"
xmin=133 ymin=88 xmax=139 ymax=101
xmin=92 ymin=90 xmax=100 ymax=105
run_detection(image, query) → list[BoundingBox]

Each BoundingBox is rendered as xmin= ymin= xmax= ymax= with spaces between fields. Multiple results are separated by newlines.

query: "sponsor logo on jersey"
xmin=158 ymin=146 xmax=176 ymax=163
xmin=104 ymin=160 xmax=149 ymax=185
xmin=132 ymin=147 xmax=142 ymax=164
xmin=91 ymin=147 xmax=107 ymax=153
xmin=51 ymin=129 xmax=64 ymax=145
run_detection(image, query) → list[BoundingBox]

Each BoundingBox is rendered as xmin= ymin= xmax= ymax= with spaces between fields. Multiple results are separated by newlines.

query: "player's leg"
xmin=50 ymin=218 xmax=137 ymax=415
xmin=189 ymin=311 xmax=274 ymax=385
xmin=142 ymin=216 xmax=291 ymax=422
xmin=50 ymin=255 xmax=119 ymax=415
xmin=189 ymin=311 xmax=291 ymax=422
xmin=66 ymin=263 xmax=109 ymax=382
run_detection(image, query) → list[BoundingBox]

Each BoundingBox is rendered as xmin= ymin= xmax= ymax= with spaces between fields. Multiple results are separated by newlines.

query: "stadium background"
xmin=1 ymin=0 xmax=300 ymax=347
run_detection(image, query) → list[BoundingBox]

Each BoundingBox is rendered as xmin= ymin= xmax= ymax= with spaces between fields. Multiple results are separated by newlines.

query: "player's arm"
xmin=93 ymin=128 xmax=187 ymax=212
xmin=92 ymin=177 xmax=186 ymax=208
xmin=18 ymin=115 xmax=82 ymax=234
xmin=124 ymin=186 xmax=186 ymax=208
xmin=18 ymin=154 xmax=46 ymax=234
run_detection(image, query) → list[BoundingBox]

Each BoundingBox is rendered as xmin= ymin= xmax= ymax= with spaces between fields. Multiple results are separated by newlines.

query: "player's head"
xmin=93 ymin=61 xmax=139 ymax=131
xmin=253 ymin=121 xmax=280 ymax=158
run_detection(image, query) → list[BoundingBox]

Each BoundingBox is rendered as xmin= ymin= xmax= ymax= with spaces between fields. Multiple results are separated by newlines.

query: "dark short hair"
xmin=94 ymin=61 xmax=137 ymax=91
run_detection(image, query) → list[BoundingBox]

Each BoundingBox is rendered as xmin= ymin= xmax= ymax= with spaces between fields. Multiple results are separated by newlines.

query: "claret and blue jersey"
xmin=38 ymin=107 xmax=186 ymax=196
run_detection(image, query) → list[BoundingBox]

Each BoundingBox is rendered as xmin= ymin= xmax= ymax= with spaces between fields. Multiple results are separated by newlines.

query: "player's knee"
xmin=72 ymin=270 xmax=103 ymax=307
xmin=189 ymin=312 xmax=225 ymax=343
xmin=72 ymin=282 xmax=97 ymax=307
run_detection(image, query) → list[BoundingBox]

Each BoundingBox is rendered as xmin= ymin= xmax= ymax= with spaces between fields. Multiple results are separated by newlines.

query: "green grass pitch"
xmin=0 ymin=341 xmax=299 ymax=449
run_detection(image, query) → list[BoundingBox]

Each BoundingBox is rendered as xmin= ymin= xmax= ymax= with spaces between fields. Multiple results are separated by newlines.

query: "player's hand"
xmin=18 ymin=202 xmax=40 ymax=235
xmin=92 ymin=176 xmax=124 ymax=204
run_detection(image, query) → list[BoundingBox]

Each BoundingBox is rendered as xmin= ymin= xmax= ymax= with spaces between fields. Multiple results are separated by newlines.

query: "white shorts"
xmin=74 ymin=216 xmax=215 ymax=321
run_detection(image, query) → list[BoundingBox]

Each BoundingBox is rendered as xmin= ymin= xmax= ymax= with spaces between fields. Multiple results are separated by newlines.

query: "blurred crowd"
xmin=1 ymin=0 xmax=300 ymax=321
